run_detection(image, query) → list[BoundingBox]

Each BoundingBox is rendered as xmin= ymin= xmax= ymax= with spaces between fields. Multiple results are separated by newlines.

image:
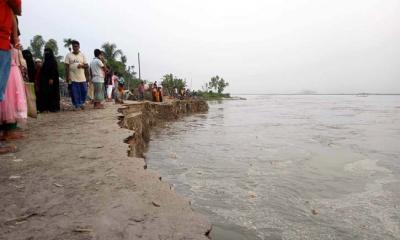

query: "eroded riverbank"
xmin=118 ymin=100 xmax=209 ymax=160
xmin=0 ymin=100 xmax=211 ymax=240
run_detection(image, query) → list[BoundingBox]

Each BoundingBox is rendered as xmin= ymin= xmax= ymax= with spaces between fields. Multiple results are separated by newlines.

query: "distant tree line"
xmin=159 ymin=73 xmax=230 ymax=99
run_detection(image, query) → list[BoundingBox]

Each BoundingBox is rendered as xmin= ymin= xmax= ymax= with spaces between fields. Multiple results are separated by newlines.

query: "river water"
xmin=146 ymin=95 xmax=400 ymax=240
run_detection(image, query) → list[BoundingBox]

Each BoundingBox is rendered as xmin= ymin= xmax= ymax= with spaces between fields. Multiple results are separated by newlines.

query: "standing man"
xmin=64 ymin=40 xmax=89 ymax=110
xmin=90 ymin=49 xmax=106 ymax=109
xmin=0 ymin=0 xmax=21 ymax=154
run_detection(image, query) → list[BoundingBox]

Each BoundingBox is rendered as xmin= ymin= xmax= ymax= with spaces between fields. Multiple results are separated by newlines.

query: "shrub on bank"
xmin=196 ymin=91 xmax=231 ymax=100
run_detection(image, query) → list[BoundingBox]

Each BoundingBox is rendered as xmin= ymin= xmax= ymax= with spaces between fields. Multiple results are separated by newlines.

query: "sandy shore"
xmin=0 ymin=101 xmax=211 ymax=240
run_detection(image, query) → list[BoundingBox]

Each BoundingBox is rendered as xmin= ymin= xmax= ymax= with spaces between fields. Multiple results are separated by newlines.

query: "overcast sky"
xmin=20 ymin=0 xmax=400 ymax=94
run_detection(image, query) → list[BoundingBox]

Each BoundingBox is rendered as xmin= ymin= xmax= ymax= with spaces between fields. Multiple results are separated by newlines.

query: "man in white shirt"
xmin=90 ymin=49 xmax=106 ymax=109
xmin=64 ymin=40 xmax=89 ymax=110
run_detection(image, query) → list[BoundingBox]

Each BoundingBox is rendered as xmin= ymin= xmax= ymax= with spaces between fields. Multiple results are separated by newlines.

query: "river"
xmin=146 ymin=95 xmax=400 ymax=240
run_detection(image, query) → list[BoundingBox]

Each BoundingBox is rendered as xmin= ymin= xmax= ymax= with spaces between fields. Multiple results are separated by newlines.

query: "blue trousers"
xmin=0 ymin=50 xmax=11 ymax=101
xmin=70 ymin=82 xmax=87 ymax=108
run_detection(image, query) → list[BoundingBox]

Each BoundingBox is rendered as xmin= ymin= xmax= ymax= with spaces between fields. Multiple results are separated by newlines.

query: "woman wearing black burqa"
xmin=22 ymin=50 xmax=36 ymax=83
xmin=37 ymin=48 xmax=60 ymax=112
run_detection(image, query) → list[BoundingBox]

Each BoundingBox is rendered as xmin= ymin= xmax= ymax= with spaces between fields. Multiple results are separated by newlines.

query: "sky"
xmin=20 ymin=0 xmax=400 ymax=94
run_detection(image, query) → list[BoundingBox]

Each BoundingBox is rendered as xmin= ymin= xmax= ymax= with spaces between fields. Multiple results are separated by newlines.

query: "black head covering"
xmin=44 ymin=48 xmax=56 ymax=62
xmin=40 ymin=48 xmax=59 ymax=83
xmin=43 ymin=48 xmax=58 ymax=70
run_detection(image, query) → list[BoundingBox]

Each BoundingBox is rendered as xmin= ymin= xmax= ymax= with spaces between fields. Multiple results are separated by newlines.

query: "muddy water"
xmin=146 ymin=95 xmax=400 ymax=240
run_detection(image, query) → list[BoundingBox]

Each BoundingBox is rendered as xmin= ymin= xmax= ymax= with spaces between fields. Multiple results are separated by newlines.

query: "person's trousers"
xmin=93 ymin=82 xmax=105 ymax=102
xmin=70 ymin=82 xmax=87 ymax=108
xmin=0 ymin=50 xmax=11 ymax=101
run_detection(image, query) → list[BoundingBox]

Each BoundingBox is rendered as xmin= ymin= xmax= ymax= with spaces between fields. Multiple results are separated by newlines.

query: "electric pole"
xmin=138 ymin=52 xmax=141 ymax=81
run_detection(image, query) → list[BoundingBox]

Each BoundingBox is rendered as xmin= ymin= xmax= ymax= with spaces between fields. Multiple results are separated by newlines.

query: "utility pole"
xmin=138 ymin=52 xmax=141 ymax=81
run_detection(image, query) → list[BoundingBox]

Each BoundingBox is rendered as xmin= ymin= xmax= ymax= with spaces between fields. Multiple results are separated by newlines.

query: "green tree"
xmin=217 ymin=78 xmax=229 ymax=93
xmin=121 ymin=55 xmax=127 ymax=65
xmin=208 ymin=75 xmax=229 ymax=93
xmin=101 ymin=42 xmax=123 ymax=62
xmin=44 ymin=38 xmax=59 ymax=56
xmin=161 ymin=74 xmax=187 ymax=95
xmin=29 ymin=35 xmax=45 ymax=59
xmin=63 ymin=38 xmax=74 ymax=52
xmin=101 ymin=42 xmax=125 ymax=75
xmin=161 ymin=74 xmax=174 ymax=95
xmin=100 ymin=42 xmax=139 ymax=90
xmin=208 ymin=75 xmax=220 ymax=92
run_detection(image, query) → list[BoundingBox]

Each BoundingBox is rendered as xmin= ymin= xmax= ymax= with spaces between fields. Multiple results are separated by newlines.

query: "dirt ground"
xmin=0 ymin=101 xmax=211 ymax=240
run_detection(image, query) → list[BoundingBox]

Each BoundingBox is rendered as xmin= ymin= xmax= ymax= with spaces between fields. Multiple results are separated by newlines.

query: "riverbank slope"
xmin=0 ymin=100 xmax=211 ymax=240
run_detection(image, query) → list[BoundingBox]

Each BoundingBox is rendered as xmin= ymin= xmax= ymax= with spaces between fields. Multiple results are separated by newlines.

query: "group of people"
xmin=174 ymin=87 xmax=192 ymax=100
xmin=138 ymin=81 xmax=196 ymax=102
xmin=150 ymin=81 xmax=163 ymax=102
xmin=0 ymin=0 xmax=60 ymax=153
xmin=65 ymin=41 xmax=128 ymax=109
xmin=136 ymin=81 xmax=164 ymax=102
xmin=0 ymin=0 xmax=127 ymax=154
xmin=22 ymin=48 xmax=60 ymax=113
xmin=0 ymin=0 xmax=192 ymax=155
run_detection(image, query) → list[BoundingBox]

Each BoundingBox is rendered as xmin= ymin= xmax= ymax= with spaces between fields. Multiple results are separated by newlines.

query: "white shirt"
xmin=90 ymin=58 xmax=105 ymax=83
xmin=65 ymin=52 xmax=88 ymax=82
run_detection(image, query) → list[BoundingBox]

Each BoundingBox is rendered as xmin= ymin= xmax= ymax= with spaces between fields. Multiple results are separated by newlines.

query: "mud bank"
xmin=118 ymin=100 xmax=209 ymax=159
xmin=0 ymin=101 xmax=211 ymax=240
